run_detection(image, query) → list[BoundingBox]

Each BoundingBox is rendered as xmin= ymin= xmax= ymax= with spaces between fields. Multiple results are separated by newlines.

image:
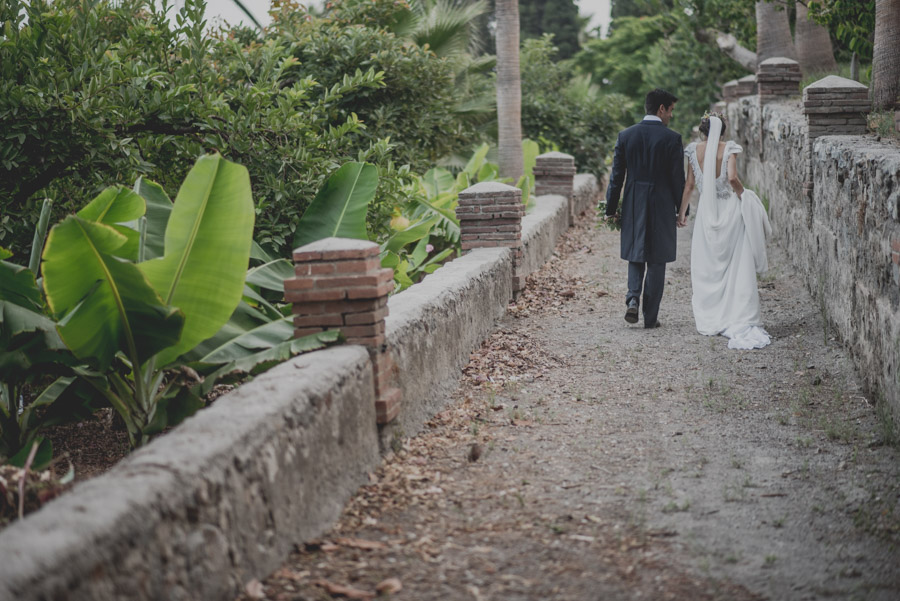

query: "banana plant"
xmin=0 ymin=203 xmax=95 ymax=468
xmin=41 ymin=154 xmax=255 ymax=447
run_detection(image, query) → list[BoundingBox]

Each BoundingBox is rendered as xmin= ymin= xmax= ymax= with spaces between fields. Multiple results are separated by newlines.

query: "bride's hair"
xmin=699 ymin=113 xmax=727 ymax=137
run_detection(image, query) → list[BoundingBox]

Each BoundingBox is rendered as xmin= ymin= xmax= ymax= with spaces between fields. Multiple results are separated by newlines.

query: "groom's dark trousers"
xmin=605 ymin=118 xmax=685 ymax=327
xmin=628 ymin=261 xmax=665 ymax=327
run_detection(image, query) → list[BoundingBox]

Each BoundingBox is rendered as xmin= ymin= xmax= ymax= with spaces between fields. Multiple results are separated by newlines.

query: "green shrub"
xmin=0 ymin=0 xmax=487 ymax=256
xmin=520 ymin=36 xmax=627 ymax=180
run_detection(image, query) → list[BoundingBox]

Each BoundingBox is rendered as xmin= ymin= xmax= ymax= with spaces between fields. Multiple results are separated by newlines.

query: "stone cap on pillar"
xmin=293 ymin=237 xmax=379 ymax=262
xmin=458 ymin=181 xmax=522 ymax=200
xmin=802 ymin=75 xmax=869 ymax=100
xmin=736 ymin=74 xmax=757 ymax=96
xmin=758 ymin=57 xmax=801 ymax=69
xmin=536 ymin=151 xmax=575 ymax=162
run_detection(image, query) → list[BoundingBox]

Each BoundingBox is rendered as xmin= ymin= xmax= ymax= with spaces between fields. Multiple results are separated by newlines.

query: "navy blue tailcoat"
xmin=605 ymin=120 xmax=685 ymax=264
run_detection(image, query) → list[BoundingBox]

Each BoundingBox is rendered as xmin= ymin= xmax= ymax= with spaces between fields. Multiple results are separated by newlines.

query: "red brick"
xmin=314 ymin=269 xmax=392 ymax=290
xmin=294 ymin=262 xmax=337 ymax=276
xmin=293 ymin=313 xmax=344 ymax=327
xmin=333 ymin=297 xmax=387 ymax=313
xmin=343 ymin=322 xmax=385 ymax=338
xmin=317 ymin=246 xmax=379 ymax=261
xmin=891 ymin=238 xmax=900 ymax=253
xmin=346 ymin=280 xmax=394 ymax=299
xmin=375 ymin=388 xmax=402 ymax=424
xmin=284 ymin=287 xmax=345 ymax=303
xmin=335 ymin=258 xmax=381 ymax=273
xmin=284 ymin=277 xmax=314 ymax=291
xmin=344 ymin=307 xmax=389 ymax=325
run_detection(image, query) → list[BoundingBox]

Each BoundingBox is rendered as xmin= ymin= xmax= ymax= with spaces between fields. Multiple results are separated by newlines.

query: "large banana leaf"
xmin=196 ymin=330 xmax=340 ymax=396
xmin=422 ymin=167 xmax=456 ymax=198
xmin=0 ymin=256 xmax=43 ymax=312
xmin=133 ymin=177 xmax=174 ymax=261
xmin=463 ymin=143 xmax=490 ymax=181
xmin=198 ymin=316 xmax=295 ymax=364
xmin=246 ymin=258 xmax=294 ymax=294
xmin=382 ymin=215 xmax=441 ymax=253
xmin=77 ymin=187 xmax=146 ymax=261
xmin=293 ymin=162 xmax=378 ymax=249
xmin=42 ymin=216 xmax=185 ymax=369
xmin=139 ymin=154 xmax=255 ymax=367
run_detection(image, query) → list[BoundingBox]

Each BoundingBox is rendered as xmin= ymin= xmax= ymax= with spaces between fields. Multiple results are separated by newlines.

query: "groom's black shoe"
xmin=625 ymin=299 xmax=639 ymax=324
xmin=644 ymin=320 xmax=661 ymax=329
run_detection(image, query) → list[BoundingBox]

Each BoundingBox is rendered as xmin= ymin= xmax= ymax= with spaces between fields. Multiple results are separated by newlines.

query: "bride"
xmin=677 ymin=114 xmax=772 ymax=350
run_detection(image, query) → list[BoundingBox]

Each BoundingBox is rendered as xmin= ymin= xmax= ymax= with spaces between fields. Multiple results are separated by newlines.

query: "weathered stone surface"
xmin=0 ymin=346 xmax=380 ymax=601
xmin=381 ymin=248 xmax=513 ymax=448
xmin=0 ymin=165 xmax=601 ymax=601
xmin=729 ymin=96 xmax=900 ymax=421
xmin=520 ymin=194 xmax=568 ymax=278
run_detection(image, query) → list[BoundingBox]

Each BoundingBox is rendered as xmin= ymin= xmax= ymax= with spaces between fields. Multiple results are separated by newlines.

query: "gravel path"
xmin=240 ymin=212 xmax=900 ymax=601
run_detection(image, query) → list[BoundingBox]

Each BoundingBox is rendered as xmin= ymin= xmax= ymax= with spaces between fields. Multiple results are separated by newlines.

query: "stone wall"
xmin=0 ymin=173 xmax=602 ymax=601
xmin=728 ymin=97 xmax=900 ymax=419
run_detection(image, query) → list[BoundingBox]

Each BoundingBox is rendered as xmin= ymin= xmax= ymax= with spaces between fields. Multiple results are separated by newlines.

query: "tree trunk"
xmin=873 ymin=0 xmax=900 ymax=110
xmin=713 ymin=30 xmax=758 ymax=71
xmin=756 ymin=1 xmax=797 ymax=63
xmin=495 ymin=0 xmax=523 ymax=180
xmin=851 ymin=52 xmax=860 ymax=81
xmin=795 ymin=1 xmax=838 ymax=74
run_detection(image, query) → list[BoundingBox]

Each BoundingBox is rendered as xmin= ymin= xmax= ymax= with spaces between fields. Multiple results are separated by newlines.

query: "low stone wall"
xmin=0 ymin=174 xmax=603 ymax=601
xmin=0 ymin=346 xmax=379 ymax=600
xmin=381 ymin=246 xmax=513 ymax=449
xmin=728 ymin=97 xmax=900 ymax=418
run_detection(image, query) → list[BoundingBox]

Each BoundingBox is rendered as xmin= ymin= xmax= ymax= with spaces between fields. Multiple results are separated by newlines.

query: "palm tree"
xmin=873 ymin=0 xmax=900 ymax=110
xmin=392 ymin=0 xmax=490 ymax=58
xmin=795 ymin=1 xmax=837 ymax=74
xmin=756 ymin=1 xmax=797 ymax=63
xmin=495 ymin=0 xmax=523 ymax=179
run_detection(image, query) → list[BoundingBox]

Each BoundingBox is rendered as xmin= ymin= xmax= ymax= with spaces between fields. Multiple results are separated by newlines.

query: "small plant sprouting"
xmin=764 ymin=554 xmax=778 ymax=567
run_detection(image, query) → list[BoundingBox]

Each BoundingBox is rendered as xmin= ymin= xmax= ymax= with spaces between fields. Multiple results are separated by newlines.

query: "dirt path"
xmin=240 ymin=213 xmax=900 ymax=601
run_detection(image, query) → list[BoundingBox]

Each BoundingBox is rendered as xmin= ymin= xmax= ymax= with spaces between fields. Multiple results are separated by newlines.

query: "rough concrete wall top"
xmin=383 ymin=247 xmax=512 ymax=446
xmin=0 ymin=346 xmax=379 ymax=601
xmin=572 ymin=174 xmax=601 ymax=217
xmin=521 ymin=194 xmax=568 ymax=277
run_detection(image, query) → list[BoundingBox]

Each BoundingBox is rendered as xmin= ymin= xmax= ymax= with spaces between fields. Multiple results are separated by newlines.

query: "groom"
xmin=604 ymin=88 xmax=685 ymax=329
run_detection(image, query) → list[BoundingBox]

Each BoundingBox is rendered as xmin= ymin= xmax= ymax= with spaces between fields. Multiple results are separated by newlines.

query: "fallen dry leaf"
xmin=314 ymin=579 xmax=375 ymax=599
xmin=334 ymin=537 xmax=387 ymax=551
xmin=375 ymin=577 xmax=403 ymax=594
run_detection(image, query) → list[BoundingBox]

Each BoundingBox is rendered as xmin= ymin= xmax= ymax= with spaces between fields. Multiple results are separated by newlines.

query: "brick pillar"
xmin=757 ymin=57 xmax=802 ymax=104
xmin=722 ymin=79 xmax=738 ymax=103
xmin=801 ymin=75 xmax=870 ymax=208
xmin=534 ymin=151 xmax=577 ymax=224
xmin=457 ymin=181 xmax=525 ymax=292
xmin=286 ymin=237 xmax=401 ymax=424
xmin=803 ymin=75 xmax=870 ymax=138
xmin=735 ymin=74 xmax=758 ymax=97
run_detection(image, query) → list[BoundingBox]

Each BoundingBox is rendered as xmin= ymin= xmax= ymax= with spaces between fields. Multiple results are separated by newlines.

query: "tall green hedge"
xmin=0 ymin=0 xmax=486 ymax=256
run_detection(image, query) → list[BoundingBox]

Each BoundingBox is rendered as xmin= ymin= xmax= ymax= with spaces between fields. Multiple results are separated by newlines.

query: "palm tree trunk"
xmin=795 ymin=1 xmax=837 ymax=74
xmin=756 ymin=1 xmax=797 ymax=63
xmin=873 ymin=0 xmax=900 ymax=110
xmin=495 ymin=0 xmax=523 ymax=180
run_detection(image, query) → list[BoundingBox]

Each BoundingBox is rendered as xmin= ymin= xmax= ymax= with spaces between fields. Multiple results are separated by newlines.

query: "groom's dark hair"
xmin=645 ymin=88 xmax=678 ymax=115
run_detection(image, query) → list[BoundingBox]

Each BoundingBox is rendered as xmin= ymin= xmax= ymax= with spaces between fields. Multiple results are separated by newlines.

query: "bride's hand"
xmin=676 ymin=213 xmax=687 ymax=228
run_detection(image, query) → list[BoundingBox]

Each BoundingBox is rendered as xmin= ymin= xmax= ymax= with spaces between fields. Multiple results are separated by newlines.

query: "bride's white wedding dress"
xmin=686 ymin=117 xmax=771 ymax=350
